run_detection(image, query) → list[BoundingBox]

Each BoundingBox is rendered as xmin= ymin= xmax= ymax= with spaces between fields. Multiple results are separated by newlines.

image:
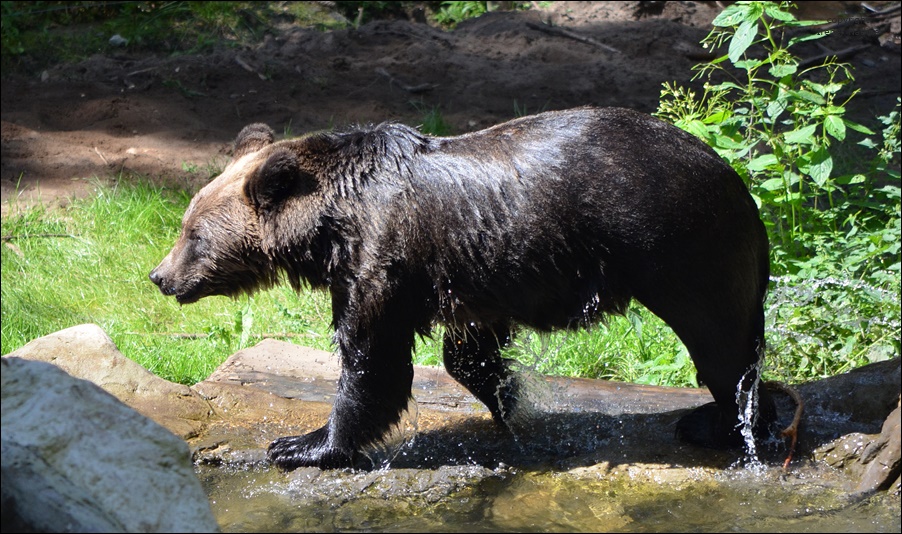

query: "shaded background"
xmin=2 ymin=1 xmax=899 ymax=215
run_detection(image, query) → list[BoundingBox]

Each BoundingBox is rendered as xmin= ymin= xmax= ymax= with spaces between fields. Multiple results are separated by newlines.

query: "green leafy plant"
xmin=658 ymin=2 xmax=874 ymax=252
xmin=434 ymin=1 xmax=487 ymax=28
xmin=656 ymin=1 xmax=900 ymax=380
xmin=411 ymin=101 xmax=454 ymax=136
xmin=332 ymin=1 xmax=407 ymax=28
xmin=1 ymin=1 xmax=272 ymax=71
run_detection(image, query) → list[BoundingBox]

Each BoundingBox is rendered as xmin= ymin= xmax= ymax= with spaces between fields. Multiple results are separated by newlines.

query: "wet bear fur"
xmin=150 ymin=107 xmax=777 ymax=470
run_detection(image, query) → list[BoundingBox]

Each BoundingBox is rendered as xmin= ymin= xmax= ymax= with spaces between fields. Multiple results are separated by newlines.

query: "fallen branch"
xmin=125 ymin=66 xmax=158 ymax=77
xmin=525 ymin=21 xmax=621 ymax=54
xmin=788 ymin=4 xmax=898 ymax=42
xmin=94 ymin=147 xmax=109 ymax=166
xmin=764 ymin=380 xmax=804 ymax=471
xmin=798 ymin=43 xmax=872 ymax=69
xmin=375 ymin=68 xmax=436 ymax=93
xmin=862 ymin=2 xmax=901 ymax=16
xmin=235 ymin=56 xmax=268 ymax=81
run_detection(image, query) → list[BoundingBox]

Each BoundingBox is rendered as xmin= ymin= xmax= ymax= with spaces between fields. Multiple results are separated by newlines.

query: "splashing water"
xmin=765 ymin=275 xmax=901 ymax=379
xmin=734 ymin=360 xmax=766 ymax=473
xmin=199 ymin=445 xmax=901 ymax=533
xmin=362 ymin=398 xmax=419 ymax=469
xmin=503 ymin=330 xmax=562 ymax=428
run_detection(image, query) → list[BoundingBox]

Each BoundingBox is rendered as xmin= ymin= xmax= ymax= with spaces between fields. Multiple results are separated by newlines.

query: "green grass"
xmin=414 ymin=103 xmax=454 ymax=137
xmin=506 ymin=311 xmax=695 ymax=387
xmin=1 ymin=178 xmax=695 ymax=387
xmin=0 ymin=179 xmax=338 ymax=384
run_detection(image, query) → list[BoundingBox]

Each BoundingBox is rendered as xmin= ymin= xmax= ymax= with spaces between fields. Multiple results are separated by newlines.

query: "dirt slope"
xmin=2 ymin=1 xmax=899 ymax=215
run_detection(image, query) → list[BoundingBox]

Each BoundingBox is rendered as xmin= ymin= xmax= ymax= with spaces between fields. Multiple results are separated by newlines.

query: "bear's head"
xmin=149 ymin=123 xmax=327 ymax=304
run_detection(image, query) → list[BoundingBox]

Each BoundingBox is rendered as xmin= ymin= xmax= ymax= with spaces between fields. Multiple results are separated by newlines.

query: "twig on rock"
xmin=764 ymin=380 xmax=804 ymax=471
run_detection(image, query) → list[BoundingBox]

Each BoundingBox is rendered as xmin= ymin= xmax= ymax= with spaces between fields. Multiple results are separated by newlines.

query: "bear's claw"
xmin=267 ymin=428 xmax=357 ymax=470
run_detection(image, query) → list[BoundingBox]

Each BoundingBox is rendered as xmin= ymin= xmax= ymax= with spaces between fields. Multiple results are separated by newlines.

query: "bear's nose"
xmin=149 ymin=270 xmax=177 ymax=296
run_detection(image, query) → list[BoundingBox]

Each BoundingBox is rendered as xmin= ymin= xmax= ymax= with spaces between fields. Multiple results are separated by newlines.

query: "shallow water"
xmin=198 ymin=462 xmax=901 ymax=533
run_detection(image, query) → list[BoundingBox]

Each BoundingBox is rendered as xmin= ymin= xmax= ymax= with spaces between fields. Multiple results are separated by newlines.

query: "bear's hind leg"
xmin=671 ymin=311 xmax=778 ymax=449
xmin=630 ymin=266 xmax=776 ymax=448
xmin=443 ymin=323 xmax=519 ymax=424
xmin=675 ymin=362 xmax=778 ymax=450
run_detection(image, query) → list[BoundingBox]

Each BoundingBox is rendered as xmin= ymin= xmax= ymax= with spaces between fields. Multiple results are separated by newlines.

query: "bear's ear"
xmin=244 ymin=147 xmax=317 ymax=212
xmin=234 ymin=123 xmax=275 ymax=158
xmin=296 ymin=131 xmax=339 ymax=154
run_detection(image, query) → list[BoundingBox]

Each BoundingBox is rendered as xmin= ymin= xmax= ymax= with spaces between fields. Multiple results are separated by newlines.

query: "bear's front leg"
xmin=443 ymin=323 xmax=519 ymax=424
xmin=267 ymin=426 xmax=356 ymax=469
xmin=268 ymin=320 xmax=416 ymax=470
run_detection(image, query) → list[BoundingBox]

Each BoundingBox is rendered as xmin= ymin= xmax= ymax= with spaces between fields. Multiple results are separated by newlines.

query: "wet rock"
xmin=0 ymin=357 xmax=219 ymax=533
xmin=815 ymin=398 xmax=902 ymax=495
xmin=8 ymin=325 xmax=900 ymax=479
xmin=856 ymin=400 xmax=901 ymax=494
xmin=796 ymin=358 xmax=901 ymax=440
xmin=817 ymin=432 xmax=875 ymax=469
xmin=284 ymin=464 xmax=500 ymax=503
xmin=195 ymin=339 xmax=902 ymax=478
xmin=200 ymin=462 xmax=504 ymax=532
xmin=801 ymin=359 xmax=901 ymax=495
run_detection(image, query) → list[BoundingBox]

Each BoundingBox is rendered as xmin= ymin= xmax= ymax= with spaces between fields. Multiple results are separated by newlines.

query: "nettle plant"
xmin=656 ymin=1 xmax=900 ymax=378
xmin=658 ymin=2 xmax=870 ymax=250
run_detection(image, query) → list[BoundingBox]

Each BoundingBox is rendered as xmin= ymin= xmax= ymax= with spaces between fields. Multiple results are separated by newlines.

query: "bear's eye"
xmin=185 ymin=228 xmax=212 ymax=258
xmin=187 ymin=228 xmax=209 ymax=248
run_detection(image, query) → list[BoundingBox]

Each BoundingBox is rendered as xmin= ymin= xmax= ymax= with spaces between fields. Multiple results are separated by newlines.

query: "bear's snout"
xmin=148 ymin=268 xmax=175 ymax=296
xmin=149 ymin=261 xmax=207 ymax=304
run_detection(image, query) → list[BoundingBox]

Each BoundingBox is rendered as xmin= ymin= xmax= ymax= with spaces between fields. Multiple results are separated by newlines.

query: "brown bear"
xmin=150 ymin=107 xmax=777 ymax=470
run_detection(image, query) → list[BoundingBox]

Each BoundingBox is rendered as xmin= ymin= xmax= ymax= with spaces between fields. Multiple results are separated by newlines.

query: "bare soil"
xmin=2 ymin=1 xmax=899 ymax=216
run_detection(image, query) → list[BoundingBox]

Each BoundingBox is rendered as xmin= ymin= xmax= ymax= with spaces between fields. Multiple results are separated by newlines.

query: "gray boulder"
xmin=1 ymin=356 xmax=219 ymax=533
xmin=4 ymin=323 xmax=211 ymax=439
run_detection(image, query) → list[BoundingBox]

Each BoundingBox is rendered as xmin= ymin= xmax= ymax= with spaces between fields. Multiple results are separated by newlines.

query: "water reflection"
xmin=199 ymin=461 xmax=901 ymax=533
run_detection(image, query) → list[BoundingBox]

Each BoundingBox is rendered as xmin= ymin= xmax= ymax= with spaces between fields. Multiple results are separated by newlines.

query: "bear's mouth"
xmin=175 ymin=286 xmax=204 ymax=304
xmin=173 ymin=280 xmax=207 ymax=305
xmin=175 ymin=277 xmax=247 ymax=304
